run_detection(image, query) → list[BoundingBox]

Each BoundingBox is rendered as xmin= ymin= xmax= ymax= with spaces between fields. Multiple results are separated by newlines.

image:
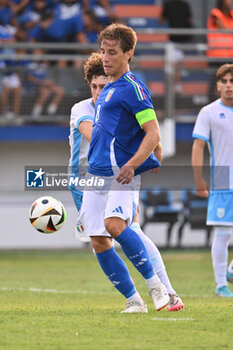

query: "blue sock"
xmin=96 ymin=247 xmax=136 ymax=298
xmin=115 ymin=226 xmax=155 ymax=280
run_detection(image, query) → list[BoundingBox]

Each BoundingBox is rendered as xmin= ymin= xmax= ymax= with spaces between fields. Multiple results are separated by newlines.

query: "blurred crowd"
xmin=0 ymin=0 xmax=119 ymax=44
xmin=0 ymin=0 xmax=233 ymax=121
xmin=0 ymin=0 xmax=121 ymax=120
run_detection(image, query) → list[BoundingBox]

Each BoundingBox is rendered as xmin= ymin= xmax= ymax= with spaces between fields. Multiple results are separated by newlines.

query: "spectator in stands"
xmin=207 ymin=0 xmax=233 ymax=101
xmin=27 ymin=61 xmax=64 ymax=118
xmin=83 ymin=0 xmax=120 ymax=27
xmin=9 ymin=0 xmax=29 ymax=15
xmin=159 ymin=0 xmax=194 ymax=94
xmin=0 ymin=25 xmax=22 ymax=120
xmin=54 ymin=0 xmax=82 ymax=20
xmin=0 ymin=0 xmax=16 ymax=27
xmin=29 ymin=10 xmax=86 ymax=66
xmin=18 ymin=0 xmax=48 ymax=41
xmin=29 ymin=10 xmax=86 ymax=44
xmin=160 ymin=0 xmax=193 ymax=43
xmin=83 ymin=8 xmax=101 ymax=43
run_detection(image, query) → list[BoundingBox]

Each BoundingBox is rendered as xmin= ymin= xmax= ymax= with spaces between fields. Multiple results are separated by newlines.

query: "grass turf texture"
xmin=0 ymin=249 xmax=232 ymax=350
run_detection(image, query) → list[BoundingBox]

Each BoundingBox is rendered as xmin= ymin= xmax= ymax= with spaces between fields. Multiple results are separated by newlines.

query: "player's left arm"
xmin=154 ymin=141 xmax=162 ymax=163
xmin=116 ymin=111 xmax=160 ymax=184
xmin=150 ymin=141 xmax=162 ymax=174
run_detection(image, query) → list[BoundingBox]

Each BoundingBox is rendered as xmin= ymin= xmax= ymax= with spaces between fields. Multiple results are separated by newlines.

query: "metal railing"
xmin=0 ymin=28 xmax=232 ymax=125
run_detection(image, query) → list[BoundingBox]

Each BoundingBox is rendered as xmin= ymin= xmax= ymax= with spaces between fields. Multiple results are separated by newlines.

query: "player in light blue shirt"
xmin=78 ymin=24 xmax=172 ymax=313
xmin=192 ymin=63 xmax=233 ymax=298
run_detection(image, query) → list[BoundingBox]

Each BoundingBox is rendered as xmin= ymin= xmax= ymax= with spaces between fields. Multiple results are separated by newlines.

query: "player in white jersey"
xmin=192 ymin=63 xmax=233 ymax=297
xmin=69 ymin=54 xmax=108 ymax=213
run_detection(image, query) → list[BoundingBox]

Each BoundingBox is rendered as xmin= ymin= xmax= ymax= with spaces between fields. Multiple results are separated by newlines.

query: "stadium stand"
xmin=148 ymin=70 xmax=209 ymax=96
xmin=114 ymin=4 xmax=168 ymax=43
xmin=178 ymin=188 xmax=213 ymax=247
xmin=111 ymin=0 xmax=157 ymax=4
xmin=140 ymin=187 xmax=182 ymax=248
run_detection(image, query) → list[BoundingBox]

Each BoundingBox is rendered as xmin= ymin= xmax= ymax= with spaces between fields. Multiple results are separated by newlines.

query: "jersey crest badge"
xmin=217 ymin=208 xmax=225 ymax=219
xmin=105 ymin=88 xmax=115 ymax=102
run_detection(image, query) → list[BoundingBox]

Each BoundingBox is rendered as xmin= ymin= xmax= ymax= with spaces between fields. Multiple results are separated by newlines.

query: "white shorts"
xmin=76 ymin=173 xmax=141 ymax=238
xmin=2 ymin=74 xmax=21 ymax=89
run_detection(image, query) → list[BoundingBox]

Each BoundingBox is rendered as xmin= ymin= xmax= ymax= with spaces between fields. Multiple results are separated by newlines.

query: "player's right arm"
xmin=78 ymin=121 xmax=92 ymax=143
xmin=71 ymin=101 xmax=94 ymax=143
xmin=192 ymin=138 xmax=209 ymax=197
xmin=116 ymin=117 xmax=160 ymax=184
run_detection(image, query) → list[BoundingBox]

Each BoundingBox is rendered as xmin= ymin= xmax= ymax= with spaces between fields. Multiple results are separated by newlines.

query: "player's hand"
xmin=195 ymin=179 xmax=209 ymax=198
xmin=116 ymin=166 xmax=134 ymax=184
xmin=150 ymin=166 xmax=160 ymax=174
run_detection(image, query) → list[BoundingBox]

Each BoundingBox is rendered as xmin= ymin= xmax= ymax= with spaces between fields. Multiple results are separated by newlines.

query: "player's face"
xmin=217 ymin=73 xmax=233 ymax=106
xmin=100 ymin=39 xmax=133 ymax=82
xmin=90 ymin=75 xmax=108 ymax=105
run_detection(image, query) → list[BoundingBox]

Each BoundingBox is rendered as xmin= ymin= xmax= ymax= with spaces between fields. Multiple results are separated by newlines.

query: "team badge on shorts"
xmin=217 ymin=208 xmax=225 ymax=219
xmin=76 ymin=221 xmax=84 ymax=233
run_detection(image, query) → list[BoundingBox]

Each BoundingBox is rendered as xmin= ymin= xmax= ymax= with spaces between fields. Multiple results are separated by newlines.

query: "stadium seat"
xmin=114 ymin=4 xmax=168 ymax=43
xmin=111 ymin=0 xmax=156 ymax=4
xmin=147 ymin=68 xmax=210 ymax=96
xmin=178 ymin=188 xmax=213 ymax=247
xmin=148 ymin=81 xmax=209 ymax=96
xmin=140 ymin=187 xmax=182 ymax=247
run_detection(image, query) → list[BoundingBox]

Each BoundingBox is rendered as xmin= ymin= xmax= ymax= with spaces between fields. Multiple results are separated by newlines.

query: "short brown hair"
xmin=98 ymin=23 xmax=137 ymax=55
xmin=84 ymin=52 xmax=107 ymax=85
xmin=216 ymin=63 xmax=233 ymax=81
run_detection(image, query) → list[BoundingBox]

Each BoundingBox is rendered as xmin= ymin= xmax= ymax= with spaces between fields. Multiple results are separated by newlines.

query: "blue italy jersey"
xmin=88 ymin=71 xmax=160 ymax=176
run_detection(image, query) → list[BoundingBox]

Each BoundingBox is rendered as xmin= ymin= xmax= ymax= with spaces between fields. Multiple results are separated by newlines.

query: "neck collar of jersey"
xmin=107 ymin=70 xmax=131 ymax=86
xmin=220 ymin=99 xmax=233 ymax=111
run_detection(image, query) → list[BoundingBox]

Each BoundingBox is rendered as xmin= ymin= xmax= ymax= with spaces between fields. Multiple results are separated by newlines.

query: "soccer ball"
xmin=29 ymin=196 xmax=66 ymax=233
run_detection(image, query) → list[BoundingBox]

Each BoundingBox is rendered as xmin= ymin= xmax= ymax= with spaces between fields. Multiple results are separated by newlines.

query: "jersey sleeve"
xmin=121 ymin=77 xmax=155 ymax=123
xmin=71 ymin=103 xmax=94 ymax=129
xmin=192 ymin=106 xmax=211 ymax=141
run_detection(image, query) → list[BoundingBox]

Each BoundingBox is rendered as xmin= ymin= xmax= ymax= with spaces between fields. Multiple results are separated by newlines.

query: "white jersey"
xmin=69 ymin=98 xmax=94 ymax=179
xmin=193 ymin=98 xmax=233 ymax=191
xmin=193 ymin=98 xmax=233 ymax=225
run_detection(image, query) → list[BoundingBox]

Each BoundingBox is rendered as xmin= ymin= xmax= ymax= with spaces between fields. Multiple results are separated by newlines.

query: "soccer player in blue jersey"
xmin=69 ymin=52 xmax=184 ymax=312
xmin=77 ymin=23 xmax=175 ymax=313
xmin=192 ymin=63 xmax=233 ymax=298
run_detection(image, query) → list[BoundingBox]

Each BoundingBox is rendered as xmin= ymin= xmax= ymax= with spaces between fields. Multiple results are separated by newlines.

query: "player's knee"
xmin=104 ymin=217 xmax=126 ymax=237
xmin=91 ymin=236 xmax=112 ymax=253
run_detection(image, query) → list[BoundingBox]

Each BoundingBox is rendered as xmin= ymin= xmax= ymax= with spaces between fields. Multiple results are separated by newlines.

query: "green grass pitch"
xmin=0 ymin=249 xmax=232 ymax=350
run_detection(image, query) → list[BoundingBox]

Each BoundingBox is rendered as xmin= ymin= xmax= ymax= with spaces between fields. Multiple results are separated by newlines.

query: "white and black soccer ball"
xmin=29 ymin=196 xmax=66 ymax=233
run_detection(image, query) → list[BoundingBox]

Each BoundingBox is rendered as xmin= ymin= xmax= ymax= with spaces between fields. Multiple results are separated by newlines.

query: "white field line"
xmin=153 ymin=317 xmax=195 ymax=321
xmin=0 ymin=286 xmax=104 ymax=295
xmin=0 ymin=287 xmax=213 ymax=298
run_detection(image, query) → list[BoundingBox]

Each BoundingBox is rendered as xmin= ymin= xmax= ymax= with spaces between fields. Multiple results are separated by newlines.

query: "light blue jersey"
xmin=88 ymin=71 xmax=160 ymax=176
xmin=193 ymin=98 xmax=233 ymax=225
xmin=69 ymin=98 xmax=94 ymax=210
